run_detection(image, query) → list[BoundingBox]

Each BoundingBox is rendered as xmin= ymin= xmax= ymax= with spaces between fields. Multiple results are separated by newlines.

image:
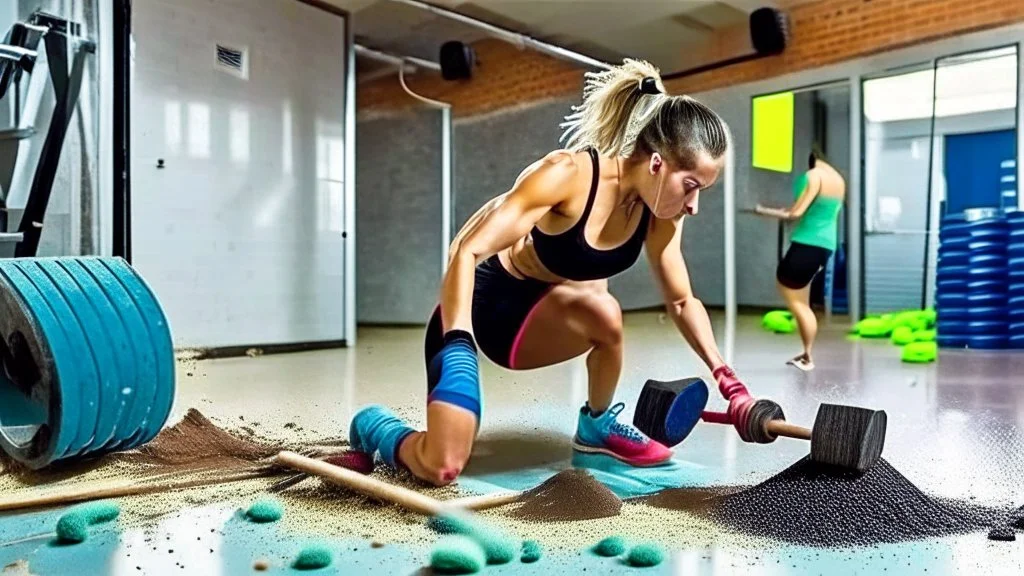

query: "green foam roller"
xmin=761 ymin=310 xmax=795 ymax=334
xmin=890 ymin=326 xmax=915 ymax=346
xmin=902 ymin=341 xmax=937 ymax=363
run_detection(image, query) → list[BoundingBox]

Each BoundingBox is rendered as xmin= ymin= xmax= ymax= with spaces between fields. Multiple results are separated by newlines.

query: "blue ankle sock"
xmin=350 ymin=405 xmax=415 ymax=468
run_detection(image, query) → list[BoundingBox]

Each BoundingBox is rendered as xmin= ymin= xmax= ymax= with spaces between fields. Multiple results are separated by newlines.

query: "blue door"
xmin=944 ymin=129 xmax=1017 ymax=213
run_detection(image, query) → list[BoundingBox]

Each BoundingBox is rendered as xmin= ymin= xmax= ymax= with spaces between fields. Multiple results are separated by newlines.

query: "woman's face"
xmin=638 ymin=151 xmax=722 ymax=219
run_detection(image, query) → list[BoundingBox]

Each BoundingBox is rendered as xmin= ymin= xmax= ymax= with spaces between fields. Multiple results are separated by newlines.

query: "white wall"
xmin=130 ymin=0 xmax=349 ymax=349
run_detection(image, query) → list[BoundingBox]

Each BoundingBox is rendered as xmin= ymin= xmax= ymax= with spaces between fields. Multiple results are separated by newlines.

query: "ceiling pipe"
xmin=354 ymin=43 xmax=442 ymax=72
xmin=387 ymin=0 xmax=612 ymax=70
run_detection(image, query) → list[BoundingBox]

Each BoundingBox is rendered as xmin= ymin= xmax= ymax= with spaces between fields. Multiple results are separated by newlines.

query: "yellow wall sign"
xmin=752 ymin=91 xmax=794 ymax=173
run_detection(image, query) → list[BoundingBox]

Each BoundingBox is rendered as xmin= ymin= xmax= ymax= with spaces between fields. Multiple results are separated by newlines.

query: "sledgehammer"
xmin=633 ymin=377 xmax=887 ymax=472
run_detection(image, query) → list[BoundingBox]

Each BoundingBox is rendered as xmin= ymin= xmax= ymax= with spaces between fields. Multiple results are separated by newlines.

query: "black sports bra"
xmin=530 ymin=149 xmax=650 ymax=282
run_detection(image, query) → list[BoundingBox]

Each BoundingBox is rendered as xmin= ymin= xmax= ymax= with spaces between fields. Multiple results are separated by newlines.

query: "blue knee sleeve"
xmin=427 ymin=330 xmax=482 ymax=419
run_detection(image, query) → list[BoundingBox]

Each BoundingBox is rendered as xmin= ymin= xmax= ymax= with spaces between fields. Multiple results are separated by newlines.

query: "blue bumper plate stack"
xmin=936 ymin=215 xmax=1010 ymax=349
xmin=0 ymin=257 xmax=174 ymax=470
xmin=1011 ymin=212 xmax=1024 ymax=347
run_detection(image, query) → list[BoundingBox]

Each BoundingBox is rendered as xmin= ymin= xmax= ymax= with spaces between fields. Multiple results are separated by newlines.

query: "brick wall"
xmin=357 ymin=38 xmax=583 ymax=118
xmin=358 ymin=0 xmax=1024 ymax=118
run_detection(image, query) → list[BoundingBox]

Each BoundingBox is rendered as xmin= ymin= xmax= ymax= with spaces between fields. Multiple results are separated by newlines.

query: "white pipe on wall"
xmin=354 ymin=43 xmax=442 ymax=73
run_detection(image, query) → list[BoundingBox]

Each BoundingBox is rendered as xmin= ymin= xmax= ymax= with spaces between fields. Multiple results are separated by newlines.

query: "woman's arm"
xmin=755 ymin=171 xmax=821 ymax=221
xmin=644 ymin=216 xmax=726 ymax=371
xmin=441 ymin=152 xmax=579 ymax=332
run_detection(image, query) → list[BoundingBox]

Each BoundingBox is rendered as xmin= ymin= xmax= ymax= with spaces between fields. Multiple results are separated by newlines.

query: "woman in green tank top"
xmin=755 ymin=148 xmax=845 ymax=371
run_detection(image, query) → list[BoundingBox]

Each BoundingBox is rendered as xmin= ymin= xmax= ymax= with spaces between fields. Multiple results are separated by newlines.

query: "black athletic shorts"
xmin=425 ymin=255 xmax=552 ymax=371
xmin=776 ymin=242 xmax=832 ymax=289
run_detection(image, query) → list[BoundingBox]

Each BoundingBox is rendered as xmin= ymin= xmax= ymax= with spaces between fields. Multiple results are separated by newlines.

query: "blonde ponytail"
xmin=559 ymin=59 xmax=667 ymax=157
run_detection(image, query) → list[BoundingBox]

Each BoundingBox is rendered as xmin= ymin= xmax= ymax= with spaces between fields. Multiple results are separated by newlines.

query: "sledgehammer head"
xmin=633 ymin=378 xmax=710 ymax=447
xmin=810 ymin=403 xmax=887 ymax=472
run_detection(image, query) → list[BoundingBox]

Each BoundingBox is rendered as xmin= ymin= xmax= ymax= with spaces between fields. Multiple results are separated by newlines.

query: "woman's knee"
xmin=419 ymin=445 xmax=471 ymax=487
xmin=580 ymin=293 xmax=623 ymax=346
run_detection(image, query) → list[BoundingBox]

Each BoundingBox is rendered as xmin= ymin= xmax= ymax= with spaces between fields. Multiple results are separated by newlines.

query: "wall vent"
xmin=215 ymin=44 xmax=248 ymax=79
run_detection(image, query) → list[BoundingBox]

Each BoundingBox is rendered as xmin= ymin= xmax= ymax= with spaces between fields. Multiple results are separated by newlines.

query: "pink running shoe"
xmin=572 ymin=403 xmax=672 ymax=467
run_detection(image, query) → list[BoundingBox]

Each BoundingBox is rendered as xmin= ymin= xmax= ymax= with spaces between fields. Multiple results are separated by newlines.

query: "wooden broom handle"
xmin=275 ymin=451 xmax=444 ymax=516
xmin=0 ymin=468 xmax=273 ymax=512
xmin=764 ymin=419 xmax=813 ymax=441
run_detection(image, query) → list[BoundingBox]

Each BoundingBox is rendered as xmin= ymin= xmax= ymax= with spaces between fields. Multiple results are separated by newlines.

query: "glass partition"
xmin=861 ymin=45 xmax=1019 ymax=316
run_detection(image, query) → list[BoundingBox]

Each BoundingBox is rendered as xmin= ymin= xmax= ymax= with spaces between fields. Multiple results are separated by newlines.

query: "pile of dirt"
xmin=510 ymin=469 xmax=622 ymax=522
xmin=645 ymin=457 xmax=1009 ymax=547
xmin=116 ymin=408 xmax=279 ymax=473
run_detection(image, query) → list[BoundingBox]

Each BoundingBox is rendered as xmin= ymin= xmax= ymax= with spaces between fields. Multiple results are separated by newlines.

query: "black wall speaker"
xmin=749 ymin=7 xmax=790 ymax=56
xmin=440 ymin=41 xmax=475 ymax=80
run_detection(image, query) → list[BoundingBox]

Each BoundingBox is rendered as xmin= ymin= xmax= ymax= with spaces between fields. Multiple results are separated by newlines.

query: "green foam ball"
xmin=80 ymin=502 xmax=121 ymax=525
xmin=891 ymin=326 xmax=915 ymax=346
xmin=626 ymin=543 xmax=665 ymax=567
xmin=892 ymin=311 xmax=926 ymax=331
xmin=293 ymin=544 xmax=333 ymax=570
xmin=431 ymin=535 xmax=486 ymax=574
xmin=521 ymin=540 xmax=542 ymax=564
xmin=902 ymin=341 xmax=937 ymax=363
xmin=245 ymin=499 xmax=283 ymax=523
xmin=920 ymin=308 xmax=937 ymax=328
xmin=761 ymin=310 xmax=795 ymax=334
xmin=856 ymin=317 xmax=892 ymax=338
xmin=431 ymin=511 xmax=517 ymax=565
xmin=55 ymin=512 xmax=89 ymax=544
xmin=592 ymin=536 xmax=627 ymax=557
xmin=913 ymin=329 xmax=936 ymax=342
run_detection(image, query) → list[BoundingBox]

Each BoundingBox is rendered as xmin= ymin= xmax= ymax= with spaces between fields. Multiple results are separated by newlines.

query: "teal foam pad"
xmin=626 ymin=543 xmax=665 ymax=567
xmin=521 ymin=540 xmax=542 ymax=563
xmin=245 ymin=499 xmax=283 ymax=523
xmin=592 ymin=536 xmax=627 ymax=557
xmin=428 ymin=510 xmax=518 ymax=565
xmin=293 ymin=543 xmax=333 ymax=570
xmin=431 ymin=535 xmax=487 ymax=574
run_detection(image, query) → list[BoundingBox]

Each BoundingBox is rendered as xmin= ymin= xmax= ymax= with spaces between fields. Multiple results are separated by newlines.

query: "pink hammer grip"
xmin=702 ymin=410 xmax=732 ymax=425
xmin=713 ymin=366 xmax=750 ymax=401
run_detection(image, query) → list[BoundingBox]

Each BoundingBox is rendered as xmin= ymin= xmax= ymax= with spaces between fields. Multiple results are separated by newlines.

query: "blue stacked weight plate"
xmin=0 ymin=257 xmax=174 ymax=469
xmin=1009 ymin=211 xmax=1024 ymax=349
xmin=935 ymin=214 xmax=1009 ymax=349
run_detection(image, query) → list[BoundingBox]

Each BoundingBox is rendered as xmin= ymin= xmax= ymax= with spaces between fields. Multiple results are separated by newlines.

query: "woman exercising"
xmin=756 ymin=146 xmax=845 ymax=371
xmin=350 ymin=59 xmax=755 ymax=486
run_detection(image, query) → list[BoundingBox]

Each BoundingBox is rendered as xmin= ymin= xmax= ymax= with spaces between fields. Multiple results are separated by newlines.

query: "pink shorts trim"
xmin=507 ymin=287 xmax=553 ymax=370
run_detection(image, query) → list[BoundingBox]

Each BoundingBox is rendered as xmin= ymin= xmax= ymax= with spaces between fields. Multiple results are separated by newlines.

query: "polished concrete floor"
xmin=2 ymin=311 xmax=1023 ymax=574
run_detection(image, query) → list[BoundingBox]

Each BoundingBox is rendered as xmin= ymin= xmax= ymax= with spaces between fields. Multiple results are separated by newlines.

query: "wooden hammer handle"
xmin=275 ymin=451 xmax=443 ymax=516
xmin=765 ymin=420 xmax=813 ymax=441
xmin=440 ymin=491 xmax=521 ymax=512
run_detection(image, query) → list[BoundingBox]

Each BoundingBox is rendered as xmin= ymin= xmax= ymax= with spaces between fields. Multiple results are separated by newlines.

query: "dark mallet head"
xmin=809 ymin=403 xmax=887 ymax=472
xmin=633 ymin=378 xmax=709 ymax=447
